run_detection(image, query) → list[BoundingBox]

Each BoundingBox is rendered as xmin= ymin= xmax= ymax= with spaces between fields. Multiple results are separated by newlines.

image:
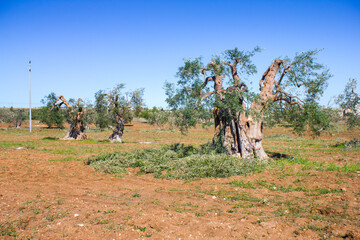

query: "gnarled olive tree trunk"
xmin=55 ymin=96 xmax=87 ymax=140
xmin=108 ymin=114 xmax=124 ymax=143
xmin=212 ymin=59 xmax=283 ymax=159
xmin=63 ymin=110 xmax=87 ymax=140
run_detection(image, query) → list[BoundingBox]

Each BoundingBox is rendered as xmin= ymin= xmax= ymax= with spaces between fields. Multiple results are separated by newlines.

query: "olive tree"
xmin=337 ymin=78 xmax=360 ymax=129
xmin=40 ymin=92 xmax=65 ymax=128
xmin=146 ymin=108 xmax=169 ymax=130
xmin=94 ymin=90 xmax=110 ymax=130
xmin=54 ymin=95 xmax=87 ymax=140
xmin=0 ymin=107 xmax=26 ymax=128
xmin=96 ymin=84 xmax=144 ymax=142
xmin=166 ymin=48 xmax=332 ymax=159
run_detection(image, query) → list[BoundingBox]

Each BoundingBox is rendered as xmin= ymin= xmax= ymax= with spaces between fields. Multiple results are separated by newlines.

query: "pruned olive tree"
xmin=97 ymin=84 xmax=144 ymax=142
xmin=54 ymin=95 xmax=87 ymax=140
xmin=337 ymin=78 xmax=360 ymax=129
xmin=166 ymin=48 xmax=332 ymax=159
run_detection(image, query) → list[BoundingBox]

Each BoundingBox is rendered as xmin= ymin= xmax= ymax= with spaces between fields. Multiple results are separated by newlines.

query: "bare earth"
xmin=0 ymin=121 xmax=359 ymax=239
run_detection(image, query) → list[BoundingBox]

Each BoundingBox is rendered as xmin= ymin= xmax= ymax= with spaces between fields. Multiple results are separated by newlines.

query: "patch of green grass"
xmin=229 ymin=179 xmax=310 ymax=193
xmin=50 ymin=156 xmax=79 ymax=162
xmin=181 ymin=202 xmax=199 ymax=208
xmin=44 ymin=210 xmax=68 ymax=222
xmin=105 ymin=224 xmax=121 ymax=231
xmin=42 ymin=137 xmax=59 ymax=141
xmin=332 ymin=138 xmax=360 ymax=149
xmin=103 ymin=210 xmax=116 ymax=214
xmin=265 ymin=134 xmax=295 ymax=140
xmin=275 ymin=156 xmax=359 ymax=173
xmin=306 ymin=188 xmax=341 ymax=196
xmin=326 ymin=163 xmax=360 ymax=172
xmin=228 ymin=180 xmax=256 ymax=189
xmin=0 ymin=221 xmax=18 ymax=237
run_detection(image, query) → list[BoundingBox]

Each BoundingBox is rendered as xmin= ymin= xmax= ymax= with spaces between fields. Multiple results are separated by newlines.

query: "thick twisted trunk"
xmin=212 ymin=59 xmax=284 ymax=159
xmin=206 ymin=58 xmax=284 ymax=159
xmin=57 ymin=96 xmax=87 ymax=140
xmin=109 ymin=115 xmax=124 ymax=143
xmin=215 ymin=111 xmax=268 ymax=159
xmin=63 ymin=111 xmax=87 ymax=140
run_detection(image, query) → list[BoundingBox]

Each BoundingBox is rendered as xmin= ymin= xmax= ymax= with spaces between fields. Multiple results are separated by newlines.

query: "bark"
xmin=62 ymin=110 xmax=87 ymax=140
xmin=55 ymin=96 xmax=87 ymax=140
xmin=208 ymin=59 xmax=284 ymax=159
xmin=108 ymin=114 xmax=124 ymax=143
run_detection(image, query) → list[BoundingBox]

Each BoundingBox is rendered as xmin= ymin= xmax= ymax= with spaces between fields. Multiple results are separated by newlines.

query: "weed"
xmin=44 ymin=210 xmax=68 ymax=221
xmin=306 ymin=188 xmax=341 ymax=196
xmin=93 ymin=218 xmax=109 ymax=225
xmin=152 ymin=200 xmax=160 ymax=205
xmin=105 ymin=224 xmax=121 ymax=231
xmin=0 ymin=221 xmax=18 ymax=237
xmin=132 ymin=193 xmax=141 ymax=198
xmin=104 ymin=210 xmax=116 ymax=214
xmin=133 ymin=225 xmax=146 ymax=232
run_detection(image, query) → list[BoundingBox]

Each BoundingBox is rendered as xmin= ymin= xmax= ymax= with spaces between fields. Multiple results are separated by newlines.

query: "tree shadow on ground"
xmin=42 ymin=137 xmax=59 ymax=141
xmin=267 ymin=151 xmax=292 ymax=160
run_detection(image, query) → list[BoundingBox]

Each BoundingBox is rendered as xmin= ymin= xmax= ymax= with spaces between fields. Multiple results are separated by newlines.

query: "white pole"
xmin=29 ymin=60 xmax=32 ymax=132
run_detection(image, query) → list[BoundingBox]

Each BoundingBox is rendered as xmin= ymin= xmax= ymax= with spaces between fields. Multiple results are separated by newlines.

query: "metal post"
xmin=29 ymin=60 xmax=32 ymax=132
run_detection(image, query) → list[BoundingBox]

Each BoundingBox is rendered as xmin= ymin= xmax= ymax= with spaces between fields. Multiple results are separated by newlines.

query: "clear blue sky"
xmin=0 ymin=0 xmax=359 ymax=108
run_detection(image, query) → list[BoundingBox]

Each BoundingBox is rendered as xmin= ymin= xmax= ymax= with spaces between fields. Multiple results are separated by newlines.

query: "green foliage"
xmin=280 ymin=49 xmax=331 ymax=102
xmin=283 ymin=101 xmax=336 ymax=136
xmin=129 ymin=88 xmax=145 ymax=117
xmin=0 ymin=107 xmax=13 ymax=123
xmin=337 ymin=78 xmax=360 ymax=129
xmin=82 ymin=101 xmax=96 ymax=126
xmin=40 ymin=92 xmax=65 ymax=128
xmin=86 ymin=144 xmax=269 ymax=180
xmin=94 ymin=90 xmax=110 ymax=129
xmin=166 ymin=48 xmax=332 ymax=139
xmin=9 ymin=107 xmax=26 ymax=127
xmin=145 ymin=108 xmax=169 ymax=130
xmin=0 ymin=107 xmax=26 ymax=127
xmin=109 ymin=84 xmax=133 ymax=125
xmin=95 ymin=84 xmax=145 ymax=129
xmin=223 ymin=46 xmax=261 ymax=77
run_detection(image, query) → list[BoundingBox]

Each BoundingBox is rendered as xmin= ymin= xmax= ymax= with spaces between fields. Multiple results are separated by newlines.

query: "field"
xmin=0 ymin=120 xmax=359 ymax=239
